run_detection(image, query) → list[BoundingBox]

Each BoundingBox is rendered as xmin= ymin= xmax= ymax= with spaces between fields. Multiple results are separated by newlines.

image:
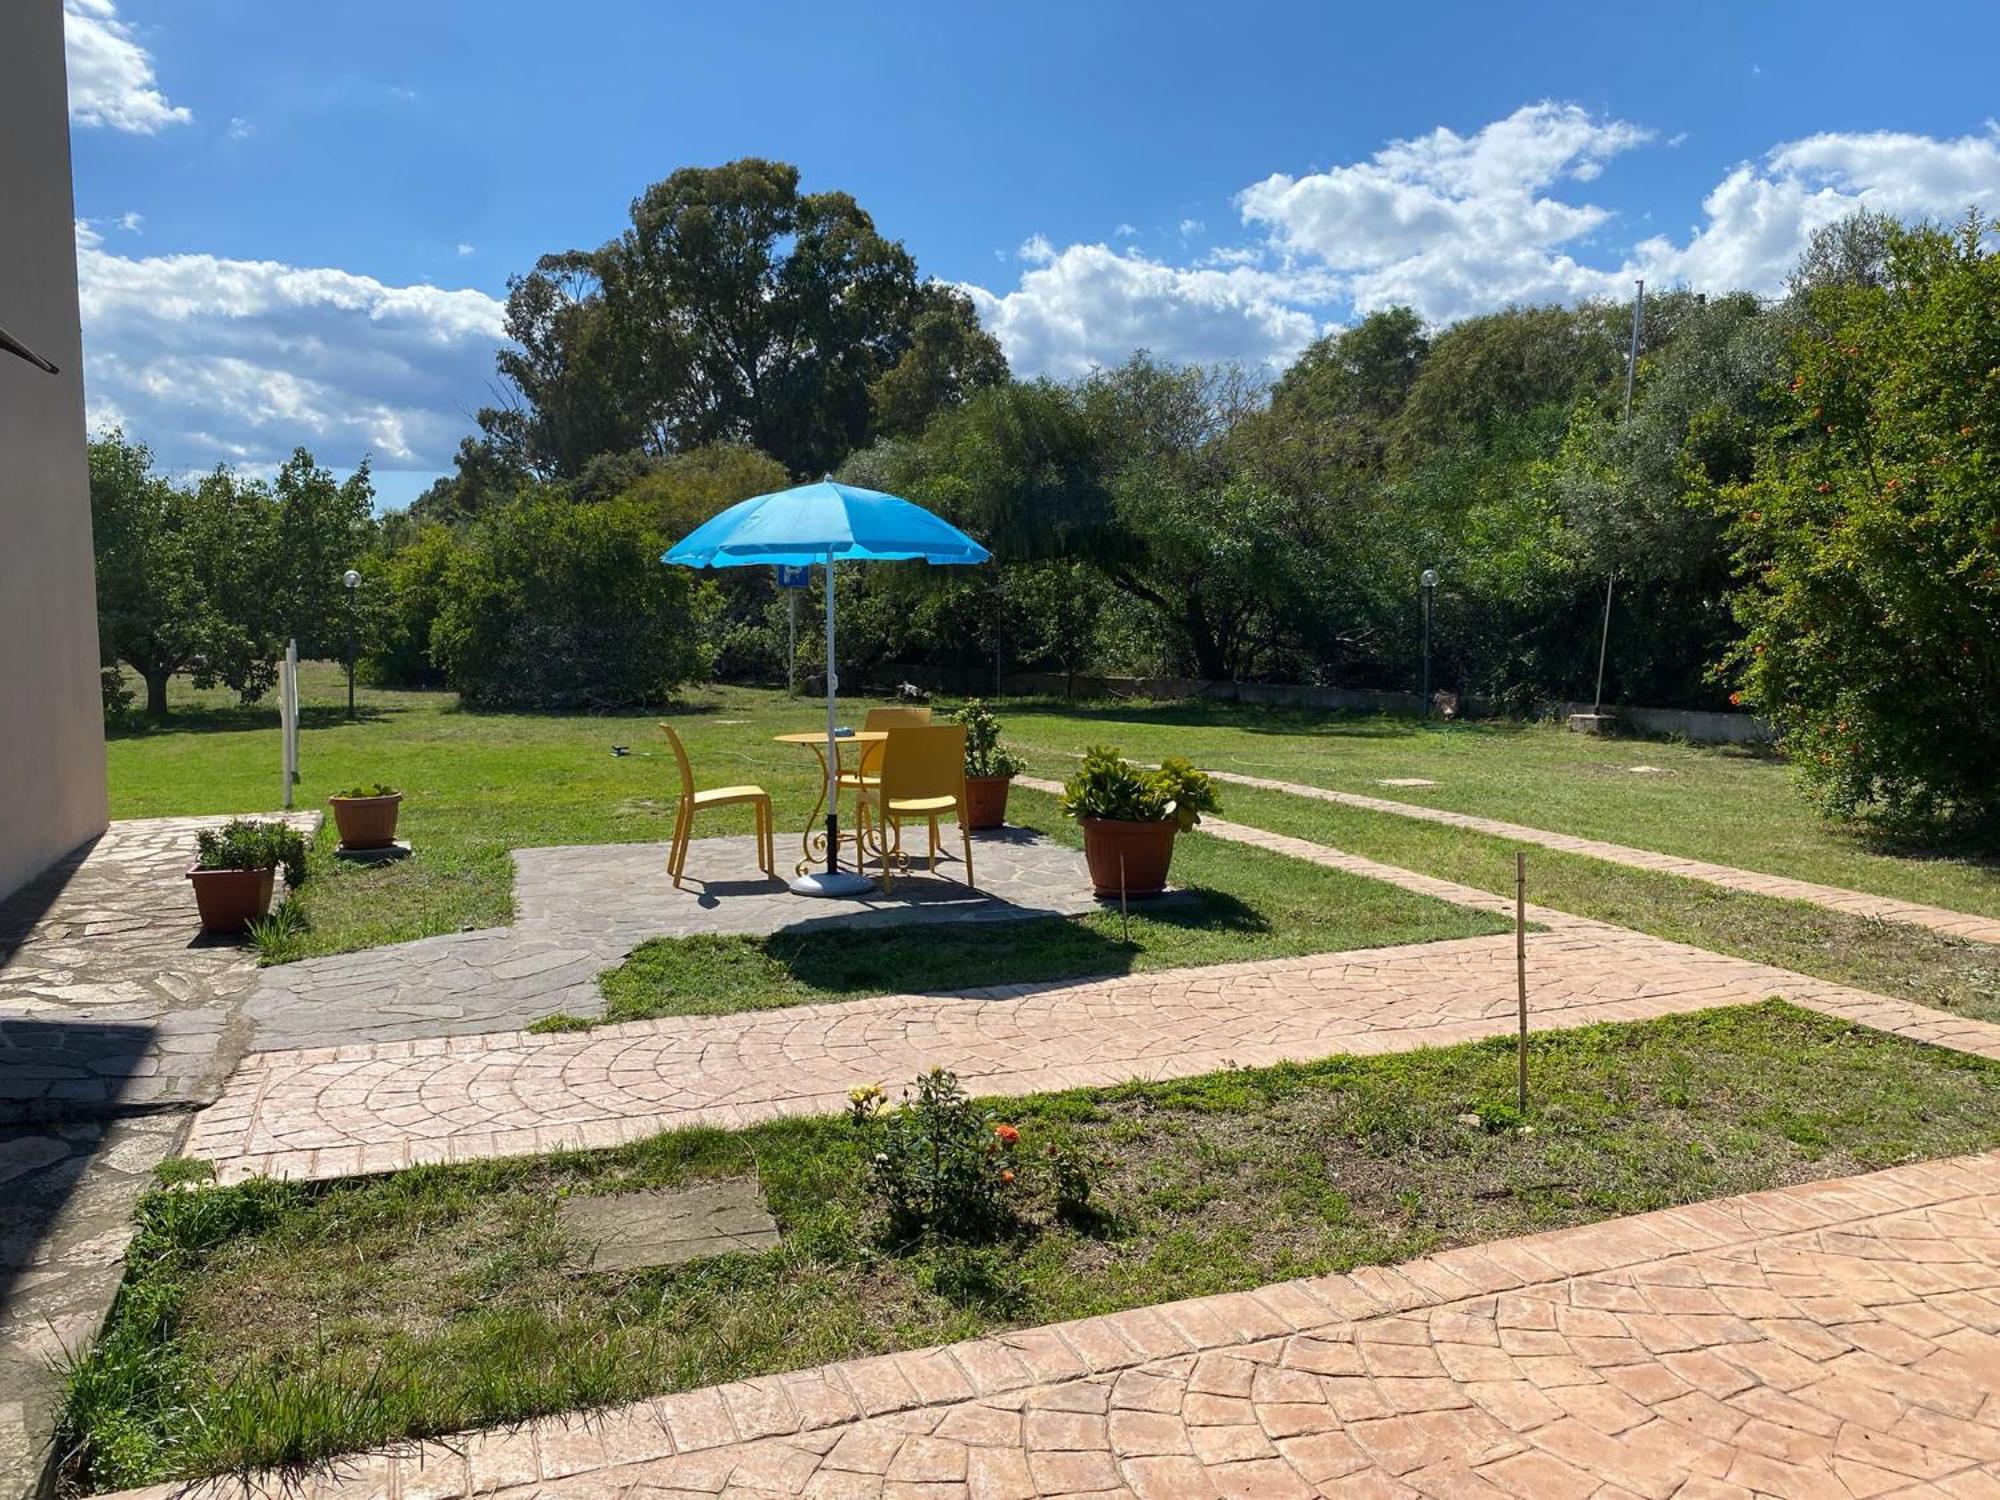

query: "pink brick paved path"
xmin=1198 ymin=768 xmax=2000 ymax=947
xmin=114 ymin=1150 xmax=2000 ymax=1498
xmin=186 ymin=908 xmax=2000 ymax=1186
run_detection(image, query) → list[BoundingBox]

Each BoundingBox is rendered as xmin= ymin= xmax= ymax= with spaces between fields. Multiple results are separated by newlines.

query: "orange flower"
xmin=1000 ymin=1169 xmax=1015 ymax=1184
xmin=994 ymin=1123 xmax=1019 ymax=1146
xmin=1729 ymin=691 xmax=1743 ymax=706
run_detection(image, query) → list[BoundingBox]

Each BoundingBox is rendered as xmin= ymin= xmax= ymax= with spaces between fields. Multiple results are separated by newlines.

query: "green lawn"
xmin=1203 ymin=780 xmax=2000 ymax=1027
xmin=994 ymin=698 xmax=2000 ymax=918
xmin=106 ymin=673 xmax=2000 ymax=1022
xmin=566 ymin=788 xmax=1508 ymax=1027
xmin=111 ymin=668 xmax=963 ymax=959
xmin=59 ymin=1003 xmax=2000 ymax=1491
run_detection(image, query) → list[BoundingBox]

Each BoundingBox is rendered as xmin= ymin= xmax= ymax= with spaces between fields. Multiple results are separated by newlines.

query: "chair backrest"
xmin=859 ymin=706 xmax=932 ymax=776
xmin=878 ymin=725 xmax=966 ymax=806
xmin=658 ymin=723 xmax=695 ymax=802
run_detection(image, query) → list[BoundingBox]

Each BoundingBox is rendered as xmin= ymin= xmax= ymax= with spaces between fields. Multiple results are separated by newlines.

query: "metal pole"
xmin=1516 ymin=851 xmax=1528 ymax=1114
xmin=824 ymin=554 xmax=839 ymax=875
xmin=1623 ymin=279 xmax=1644 ymax=423
xmin=1421 ymin=584 xmax=1432 ymax=719
xmin=1592 ymin=573 xmax=1614 ymax=716
xmin=346 ymin=592 xmax=356 ymax=721
xmin=787 ymin=590 xmax=797 ymax=697
xmin=1592 ymin=280 xmax=1645 ymax=718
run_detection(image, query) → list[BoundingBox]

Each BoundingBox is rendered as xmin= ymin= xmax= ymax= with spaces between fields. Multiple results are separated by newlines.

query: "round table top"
xmin=772 ymin=730 xmax=889 ymax=746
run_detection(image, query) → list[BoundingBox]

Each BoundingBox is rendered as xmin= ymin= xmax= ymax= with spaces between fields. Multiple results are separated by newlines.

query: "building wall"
xmin=0 ymin=0 xmax=109 ymax=900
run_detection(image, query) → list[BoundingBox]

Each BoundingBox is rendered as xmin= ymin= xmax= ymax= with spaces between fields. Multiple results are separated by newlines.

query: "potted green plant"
xmin=187 ymin=819 xmax=307 ymax=934
xmin=328 ymin=782 xmax=402 ymax=851
xmin=954 ymin=700 xmax=1026 ymax=830
xmin=1058 ymin=747 xmax=1217 ymax=898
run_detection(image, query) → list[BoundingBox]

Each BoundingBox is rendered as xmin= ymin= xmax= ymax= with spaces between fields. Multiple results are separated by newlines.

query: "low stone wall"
xmin=881 ymin=666 xmax=1773 ymax=746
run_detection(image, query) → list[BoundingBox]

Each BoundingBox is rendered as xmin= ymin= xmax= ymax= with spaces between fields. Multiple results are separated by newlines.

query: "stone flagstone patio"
xmin=243 ymin=828 xmax=1106 ymax=1052
xmin=101 ymin=1148 xmax=2000 ymax=1499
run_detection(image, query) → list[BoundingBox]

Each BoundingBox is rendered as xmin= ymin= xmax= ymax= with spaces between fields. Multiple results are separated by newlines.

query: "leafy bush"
xmin=1042 ymin=1133 xmax=1111 ymax=1227
xmin=331 ymin=783 xmax=399 ymax=799
xmin=951 ymin=699 xmax=1025 ymax=778
xmin=1723 ymin=217 xmax=2000 ymax=837
xmin=193 ymin=820 xmax=306 ymax=887
xmin=1059 ymin=746 xmax=1218 ymax=829
xmin=430 ymin=490 xmax=713 ymax=711
xmin=848 ymin=1071 xmax=1018 ymax=1244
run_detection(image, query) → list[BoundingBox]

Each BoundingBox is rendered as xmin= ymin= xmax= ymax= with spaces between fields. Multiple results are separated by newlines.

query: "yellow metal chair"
xmin=659 ymin=724 xmax=774 ymax=888
xmin=864 ymin=724 xmax=973 ymax=895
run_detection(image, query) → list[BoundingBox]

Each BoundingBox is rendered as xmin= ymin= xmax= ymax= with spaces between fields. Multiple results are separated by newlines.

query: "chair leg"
xmin=881 ymin=817 xmax=897 ymax=894
xmin=960 ymin=821 xmax=975 ymax=891
xmin=669 ymin=804 xmax=690 ymax=888
xmin=927 ymin=818 xmax=938 ymax=872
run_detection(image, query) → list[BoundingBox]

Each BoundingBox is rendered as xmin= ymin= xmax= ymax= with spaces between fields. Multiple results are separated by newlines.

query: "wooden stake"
xmin=1119 ymin=855 xmax=1131 ymax=944
xmin=1515 ymin=850 xmax=1529 ymax=1114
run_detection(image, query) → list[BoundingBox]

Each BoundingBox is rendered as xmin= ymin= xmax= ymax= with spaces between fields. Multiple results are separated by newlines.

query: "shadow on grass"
xmin=764 ymin=884 xmax=1272 ymax=998
xmin=108 ymin=703 xmax=400 ymax=740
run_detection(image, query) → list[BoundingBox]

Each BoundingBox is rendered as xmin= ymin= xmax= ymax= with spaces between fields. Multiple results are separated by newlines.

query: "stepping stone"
xmin=1627 ymin=765 xmax=1668 ymax=775
xmin=1377 ymin=778 xmax=1437 ymax=788
xmin=558 ymin=1179 xmax=779 ymax=1272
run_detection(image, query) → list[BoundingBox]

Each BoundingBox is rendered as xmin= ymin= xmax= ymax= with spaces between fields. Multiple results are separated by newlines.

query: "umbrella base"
xmin=789 ymin=870 xmax=876 ymax=898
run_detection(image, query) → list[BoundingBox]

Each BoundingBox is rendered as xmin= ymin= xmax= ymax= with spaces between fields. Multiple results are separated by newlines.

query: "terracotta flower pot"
xmin=187 ymin=865 xmax=275 ymax=934
xmin=329 ymin=792 xmax=402 ymax=850
xmin=1077 ymin=817 xmax=1179 ymax=899
xmin=964 ymin=774 xmax=1014 ymax=831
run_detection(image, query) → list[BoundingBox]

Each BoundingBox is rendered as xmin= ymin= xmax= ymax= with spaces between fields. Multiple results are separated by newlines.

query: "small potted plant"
xmin=187 ymin=819 xmax=307 ymax=934
xmin=328 ymin=782 xmax=403 ymax=851
xmin=1058 ymin=747 xmax=1217 ymax=898
xmin=955 ymin=700 xmax=1026 ymax=830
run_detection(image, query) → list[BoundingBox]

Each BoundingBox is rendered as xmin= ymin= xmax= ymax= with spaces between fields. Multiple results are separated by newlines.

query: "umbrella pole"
xmin=824 ymin=551 xmax=839 ymax=876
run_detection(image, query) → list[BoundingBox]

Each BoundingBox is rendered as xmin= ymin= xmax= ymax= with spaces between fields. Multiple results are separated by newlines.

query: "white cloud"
xmin=75 ymin=227 xmax=506 ymax=480
xmin=1628 ymin=127 xmax=2000 ymax=292
xmin=968 ymin=109 xmax=2000 ymax=376
xmin=962 ymin=241 xmax=1332 ymax=377
xmin=456 ymin=242 xmax=477 ymax=257
xmin=116 ymin=211 xmax=143 ymax=233
xmin=1236 ymin=102 xmax=1652 ymax=321
xmin=64 ymin=0 xmax=190 ymax=133
xmin=1113 ymin=223 xmax=1138 ymax=239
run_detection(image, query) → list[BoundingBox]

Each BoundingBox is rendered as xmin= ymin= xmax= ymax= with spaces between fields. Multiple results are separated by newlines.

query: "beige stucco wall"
xmin=0 ymin=0 xmax=110 ymax=901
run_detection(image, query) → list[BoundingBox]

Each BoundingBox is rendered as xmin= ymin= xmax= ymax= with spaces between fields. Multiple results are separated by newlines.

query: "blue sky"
xmin=65 ymin=0 xmax=2000 ymax=509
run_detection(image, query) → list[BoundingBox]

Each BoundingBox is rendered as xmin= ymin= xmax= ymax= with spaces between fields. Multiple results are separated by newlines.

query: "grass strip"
xmin=59 ymin=1002 xmax=2000 ymax=1489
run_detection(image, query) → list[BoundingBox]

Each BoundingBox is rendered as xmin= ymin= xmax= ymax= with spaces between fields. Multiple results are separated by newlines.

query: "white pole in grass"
xmin=280 ymin=638 xmax=299 ymax=807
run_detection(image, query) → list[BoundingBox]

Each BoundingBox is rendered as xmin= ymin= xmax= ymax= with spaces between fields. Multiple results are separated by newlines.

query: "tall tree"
xmin=487 ymin=159 xmax=934 ymax=478
xmin=88 ymin=433 xmax=278 ymax=716
xmin=268 ymin=449 xmax=376 ymax=661
xmin=868 ymin=284 xmax=1009 ymax=439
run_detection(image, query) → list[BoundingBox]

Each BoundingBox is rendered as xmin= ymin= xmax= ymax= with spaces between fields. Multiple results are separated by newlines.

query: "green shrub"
xmin=1724 ymin=216 xmax=2000 ymax=837
xmin=430 ymin=490 xmax=713 ymax=711
xmin=951 ymin=699 xmax=1025 ymax=778
xmin=1059 ymin=746 xmax=1218 ymax=829
xmin=193 ymin=820 xmax=306 ymax=887
xmin=331 ymin=783 xmax=399 ymax=799
xmin=848 ymin=1071 xmax=1018 ymax=1244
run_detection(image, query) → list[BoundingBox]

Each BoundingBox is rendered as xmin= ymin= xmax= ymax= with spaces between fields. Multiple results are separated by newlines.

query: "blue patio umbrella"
xmin=664 ymin=479 xmax=991 ymax=896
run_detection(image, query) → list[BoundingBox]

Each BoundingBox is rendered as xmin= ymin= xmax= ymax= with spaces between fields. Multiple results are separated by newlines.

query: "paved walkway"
xmin=110 ymin=1149 xmax=2000 ymax=1499
xmin=244 ymin=829 xmax=1102 ymax=1051
xmin=184 ymin=909 xmax=2000 ymax=1185
xmin=1199 ymin=769 xmax=2000 ymax=947
xmin=0 ymin=813 xmax=311 ymax=1499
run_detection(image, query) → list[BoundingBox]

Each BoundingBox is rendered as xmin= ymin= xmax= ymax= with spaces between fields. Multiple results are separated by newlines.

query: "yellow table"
xmin=773 ymin=730 xmax=887 ymax=878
